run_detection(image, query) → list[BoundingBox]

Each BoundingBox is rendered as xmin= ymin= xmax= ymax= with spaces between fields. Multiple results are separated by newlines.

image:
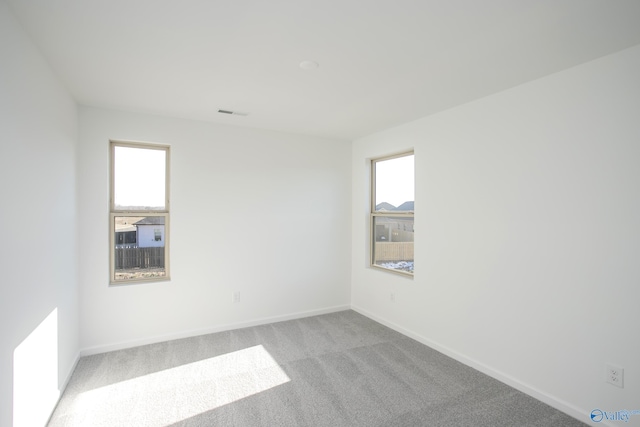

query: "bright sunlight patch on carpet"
xmin=69 ymin=345 xmax=290 ymax=426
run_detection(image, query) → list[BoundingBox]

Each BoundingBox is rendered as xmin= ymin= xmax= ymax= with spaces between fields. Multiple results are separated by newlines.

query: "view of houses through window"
xmin=371 ymin=152 xmax=414 ymax=274
xmin=113 ymin=216 xmax=166 ymax=281
xmin=110 ymin=141 xmax=169 ymax=283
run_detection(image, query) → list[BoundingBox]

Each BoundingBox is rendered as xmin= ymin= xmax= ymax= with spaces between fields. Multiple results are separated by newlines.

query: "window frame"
xmin=370 ymin=151 xmax=414 ymax=277
xmin=109 ymin=140 xmax=171 ymax=285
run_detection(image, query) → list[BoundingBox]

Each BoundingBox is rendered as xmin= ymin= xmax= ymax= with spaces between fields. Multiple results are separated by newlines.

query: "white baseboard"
xmin=79 ymin=304 xmax=351 ymax=357
xmin=350 ymin=304 xmax=595 ymax=426
xmin=60 ymin=352 xmax=80 ymax=392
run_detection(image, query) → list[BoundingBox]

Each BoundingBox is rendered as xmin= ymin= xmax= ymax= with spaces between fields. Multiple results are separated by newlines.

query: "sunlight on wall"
xmin=73 ymin=345 xmax=290 ymax=426
xmin=13 ymin=308 xmax=59 ymax=427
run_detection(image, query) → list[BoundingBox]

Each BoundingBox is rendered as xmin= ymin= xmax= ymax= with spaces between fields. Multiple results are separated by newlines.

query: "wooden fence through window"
xmin=114 ymin=247 xmax=165 ymax=269
xmin=374 ymin=242 xmax=414 ymax=262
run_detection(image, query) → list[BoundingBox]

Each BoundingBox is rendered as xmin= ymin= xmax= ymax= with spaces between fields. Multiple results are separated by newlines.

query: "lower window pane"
xmin=114 ymin=216 xmax=166 ymax=281
xmin=373 ymin=216 xmax=414 ymax=273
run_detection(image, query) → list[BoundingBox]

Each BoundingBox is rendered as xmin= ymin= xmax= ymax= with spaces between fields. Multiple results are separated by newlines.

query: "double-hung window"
xmin=109 ymin=140 xmax=170 ymax=284
xmin=371 ymin=152 xmax=414 ymax=275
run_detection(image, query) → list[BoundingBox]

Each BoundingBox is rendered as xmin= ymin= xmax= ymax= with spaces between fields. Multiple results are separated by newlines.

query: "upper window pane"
xmin=113 ymin=145 xmax=166 ymax=210
xmin=374 ymin=154 xmax=414 ymax=212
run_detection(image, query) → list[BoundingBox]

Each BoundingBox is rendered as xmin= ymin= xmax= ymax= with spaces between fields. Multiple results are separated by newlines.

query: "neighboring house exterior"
xmin=374 ymin=216 xmax=414 ymax=243
xmin=374 ymin=201 xmax=415 ymax=243
xmin=134 ymin=217 xmax=165 ymax=248
xmin=114 ymin=223 xmax=137 ymax=248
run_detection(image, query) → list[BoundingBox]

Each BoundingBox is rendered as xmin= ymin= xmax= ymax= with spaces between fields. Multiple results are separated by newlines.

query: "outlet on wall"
xmin=390 ymin=292 xmax=395 ymax=302
xmin=605 ymin=363 xmax=624 ymax=388
xmin=232 ymin=291 xmax=241 ymax=303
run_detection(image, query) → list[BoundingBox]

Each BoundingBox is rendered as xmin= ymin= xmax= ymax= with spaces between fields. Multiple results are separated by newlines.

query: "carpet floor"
xmin=47 ymin=310 xmax=587 ymax=426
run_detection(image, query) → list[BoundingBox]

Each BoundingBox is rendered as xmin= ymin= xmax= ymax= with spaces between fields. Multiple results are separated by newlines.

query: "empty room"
xmin=1 ymin=0 xmax=639 ymax=426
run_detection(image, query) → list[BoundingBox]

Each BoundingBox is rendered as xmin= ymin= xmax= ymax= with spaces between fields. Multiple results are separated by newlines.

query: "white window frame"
xmin=371 ymin=151 xmax=414 ymax=277
xmin=109 ymin=140 xmax=170 ymax=285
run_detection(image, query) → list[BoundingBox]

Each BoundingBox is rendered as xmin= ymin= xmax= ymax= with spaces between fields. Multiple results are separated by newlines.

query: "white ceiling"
xmin=8 ymin=0 xmax=640 ymax=141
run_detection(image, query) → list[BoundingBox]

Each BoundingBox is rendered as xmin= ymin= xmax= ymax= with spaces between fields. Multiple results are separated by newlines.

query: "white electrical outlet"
xmin=390 ymin=292 xmax=395 ymax=302
xmin=605 ymin=363 xmax=624 ymax=388
xmin=232 ymin=291 xmax=241 ymax=303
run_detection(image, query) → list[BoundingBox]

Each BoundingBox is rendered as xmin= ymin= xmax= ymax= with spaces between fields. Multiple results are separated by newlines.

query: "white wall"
xmin=351 ymin=44 xmax=640 ymax=424
xmin=78 ymin=107 xmax=352 ymax=353
xmin=0 ymin=2 xmax=79 ymax=426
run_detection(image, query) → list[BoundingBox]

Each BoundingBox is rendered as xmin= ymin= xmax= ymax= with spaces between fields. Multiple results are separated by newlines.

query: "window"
xmin=110 ymin=140 xmax=170 ymax=284
xmin=371 ymin=152 xmax=414 ymax=275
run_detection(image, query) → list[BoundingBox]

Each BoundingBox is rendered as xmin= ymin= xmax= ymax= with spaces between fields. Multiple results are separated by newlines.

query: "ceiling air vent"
xmin=218 ymin=109 xmax=248 ymax=116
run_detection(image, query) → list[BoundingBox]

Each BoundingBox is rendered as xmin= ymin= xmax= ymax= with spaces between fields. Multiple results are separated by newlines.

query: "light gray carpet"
xmin=48 ymin=310 xmax=587 ymax=426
